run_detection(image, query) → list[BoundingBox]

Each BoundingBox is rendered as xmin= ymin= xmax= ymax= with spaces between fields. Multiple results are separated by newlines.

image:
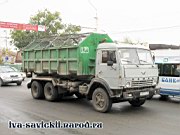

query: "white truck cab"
xmin=88 ymin=43 xmax=159 ymax=111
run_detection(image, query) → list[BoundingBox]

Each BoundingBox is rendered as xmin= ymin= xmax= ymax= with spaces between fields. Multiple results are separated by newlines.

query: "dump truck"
xmin=23 ymin=33 xmax=159 ymax=113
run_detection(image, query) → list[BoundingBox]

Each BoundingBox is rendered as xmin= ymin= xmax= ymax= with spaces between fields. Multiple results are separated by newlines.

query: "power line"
xmin=81 ymin=26 xmax=96 ymax=30
xmin=88 ymin=0 xmax=98 ymax=32
xmin=110 ymin=25 xmax=180 ymax=34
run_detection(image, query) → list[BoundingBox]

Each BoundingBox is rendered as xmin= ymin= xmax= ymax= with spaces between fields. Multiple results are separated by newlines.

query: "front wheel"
xmin=147 ymin=95 xmax=153 ymax=100
xmin=129 ymin=99 xmax=146 ymax=107
xmin=0 ymin=78 xmax=4 ymax=87
xmin=44 ymin=82 xmax=58 ymax=101
xmin=17 ymin=81 xmax=22 ymax=86
xmin=92 ymin=88 xmax=112 ymax=113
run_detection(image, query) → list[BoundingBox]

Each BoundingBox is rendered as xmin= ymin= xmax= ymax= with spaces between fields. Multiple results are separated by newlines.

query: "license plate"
xmin=140 ymin=91 xmax=149 ymax=96
xmin=12 ymin=79 xmax=18 ymax=81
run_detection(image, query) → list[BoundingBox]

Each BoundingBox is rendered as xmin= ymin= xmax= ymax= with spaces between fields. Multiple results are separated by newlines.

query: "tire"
xmin=66 ymin=93 xmax=74 ymax=97
xmin=147 ymin=95 xmax=153 ymax=100
xmin=160 ymin=95 xmax=168 ymax=101
xmin=0 ymin=78 xmax=4 ymax=87
xmin=31 ymin=81 xmax=44 ymax=99
xmin=75 ymin=92 xmax=85 ymax=99
xmin=92 ymin=88 xmax=112 ymax=113
xmin=44 ymin=82 xmax=58 ymax=101
xmin=17 ymin=81 xmax=22 ymax=86
xmin=129 ymin=99 xmax=146 ymax=107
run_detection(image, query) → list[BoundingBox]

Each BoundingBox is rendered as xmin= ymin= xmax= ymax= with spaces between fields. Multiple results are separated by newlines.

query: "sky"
xmin=1 ymin=0 xmax=180 ymax=48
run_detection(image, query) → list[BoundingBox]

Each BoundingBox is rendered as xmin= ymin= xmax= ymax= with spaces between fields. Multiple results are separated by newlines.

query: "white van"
xmin=152 ymin=49 xmax=180 ymax=99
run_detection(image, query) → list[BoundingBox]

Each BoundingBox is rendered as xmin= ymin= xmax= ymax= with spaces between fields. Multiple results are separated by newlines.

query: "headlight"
xmin=21 ymin=72 xmax=26 ymax=77
xmin=152 ymin=79 xmax=157 ymax=85
xmin=126 ymin=81 xmax=131 ymax=87
xmin=1 ymin=75 xmax=9 ymax=79
xmin=19 ymin=75 xmax=23 ymax=78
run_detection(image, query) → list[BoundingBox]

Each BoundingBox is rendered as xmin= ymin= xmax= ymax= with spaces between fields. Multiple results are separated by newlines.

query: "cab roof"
xmin=97 ymin=43 xmax=149 ymax=50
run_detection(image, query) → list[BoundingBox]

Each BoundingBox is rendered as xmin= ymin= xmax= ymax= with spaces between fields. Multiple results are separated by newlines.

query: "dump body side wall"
xmin=22 ymin=33 xmax=113 ymax=77
xmin=23 ymin=46 xmax=79 ymax=75
xmin=78 ymin=33 xmax=113 ymax=75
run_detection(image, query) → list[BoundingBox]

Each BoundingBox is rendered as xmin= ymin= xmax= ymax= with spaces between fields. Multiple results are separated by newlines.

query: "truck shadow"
xmin=110 ymin=104 xmax=153 ymax=115
xmin=55 ymin=96 xmax=154 ymax=115
xmin=57 ymin=96 xmax=92 ymax=108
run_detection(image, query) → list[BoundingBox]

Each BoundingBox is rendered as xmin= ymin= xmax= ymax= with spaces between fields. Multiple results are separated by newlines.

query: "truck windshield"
xmin=119 ymin=49 xmax=139 ymax=65
xmin=119 ymin=49 xmax=153 ymax=65
xmin=137 ymin=49 xmax=153 ymax=65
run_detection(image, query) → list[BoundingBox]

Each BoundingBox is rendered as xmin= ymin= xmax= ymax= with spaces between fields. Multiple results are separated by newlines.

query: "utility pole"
xmin=88 ymin=0 xmax=98 ymax=32
xmin=4 ymin=30 xmax=7 ymax=48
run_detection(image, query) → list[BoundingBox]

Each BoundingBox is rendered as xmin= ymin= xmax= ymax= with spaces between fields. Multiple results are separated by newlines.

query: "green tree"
xmin=121 ymin=37 xmax=148 ymax=45
xmin=11 ymin=31 xmax=34 ymax=49
xmin=121 ymin=37 xmax=134 ymax=44
xmin=11 ymin=9 xmax=81 ymax=49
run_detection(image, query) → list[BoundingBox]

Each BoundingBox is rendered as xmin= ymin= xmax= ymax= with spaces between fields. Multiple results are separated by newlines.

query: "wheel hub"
xmin=95 ymin=93 xmax=105 ymax=108
xmin=47 ymin=87 xmax=53 ymax=96
xmin=32 ymin=86 xmax=38 ymax=94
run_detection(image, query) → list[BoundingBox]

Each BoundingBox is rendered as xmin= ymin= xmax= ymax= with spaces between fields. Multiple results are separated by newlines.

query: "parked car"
xmin=11 ymin=66 xmax=26 ymax=81
xmin=0 ymin=66 xmax=23 ymax=86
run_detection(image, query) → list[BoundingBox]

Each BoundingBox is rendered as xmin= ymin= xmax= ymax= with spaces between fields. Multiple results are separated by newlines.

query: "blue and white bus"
xmin=152 ymin=49 xmax=180 ymax=99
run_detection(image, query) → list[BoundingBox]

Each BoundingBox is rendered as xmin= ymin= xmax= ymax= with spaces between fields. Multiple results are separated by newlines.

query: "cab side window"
xmin=102 ymin=51 xmax=116 ymax=63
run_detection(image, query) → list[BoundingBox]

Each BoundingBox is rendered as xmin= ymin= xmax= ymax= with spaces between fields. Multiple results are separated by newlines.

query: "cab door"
xmin=96 ymin=50 xmax=120 ymax=89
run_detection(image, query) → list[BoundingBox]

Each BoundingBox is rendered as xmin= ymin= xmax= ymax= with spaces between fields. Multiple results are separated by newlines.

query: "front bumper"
xmin=123 ymin=87 xmax=160 ymax=100
xmin=2 ymin=78 xmax=23 ymax=83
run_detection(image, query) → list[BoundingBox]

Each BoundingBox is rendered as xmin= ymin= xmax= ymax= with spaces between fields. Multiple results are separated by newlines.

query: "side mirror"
xmin=107 ymin=61 xmax=113 ymax=66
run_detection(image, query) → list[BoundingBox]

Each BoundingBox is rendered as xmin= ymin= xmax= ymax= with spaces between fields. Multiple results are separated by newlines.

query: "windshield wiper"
xmin=139 ymin=60 xmax=148 ymax=63
xmin=121 ymin=59 xmax=132 ymax=63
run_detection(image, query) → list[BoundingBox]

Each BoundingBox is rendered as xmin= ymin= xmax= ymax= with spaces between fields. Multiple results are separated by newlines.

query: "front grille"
xmin=10 ymin=75 xmax=18 ymax=78
xmin=132 ymin=80 xmax=153 ymax=87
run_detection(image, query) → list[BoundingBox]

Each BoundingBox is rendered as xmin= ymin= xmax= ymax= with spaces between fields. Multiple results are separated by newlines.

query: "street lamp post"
xmin=88 ymin=0 xmax=98 ymax=32
xmin=4 ymin=30 xmax=7 ymax=48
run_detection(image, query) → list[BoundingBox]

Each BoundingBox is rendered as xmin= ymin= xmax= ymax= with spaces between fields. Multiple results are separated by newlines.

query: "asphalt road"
xmin=0 ymin=78 xmax=180 ymax=135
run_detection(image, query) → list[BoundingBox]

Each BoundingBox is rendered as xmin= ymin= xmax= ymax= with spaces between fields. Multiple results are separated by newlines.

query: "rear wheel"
xmin=31 ymin=81 xmax=44 ymax=99
xmin=44 ymin=82 xmax=58 ymax=101
xmin=129 ymin=99 xmax=146 ymax=107
xmin=92 ymin=88 xmax=112 ymax=113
